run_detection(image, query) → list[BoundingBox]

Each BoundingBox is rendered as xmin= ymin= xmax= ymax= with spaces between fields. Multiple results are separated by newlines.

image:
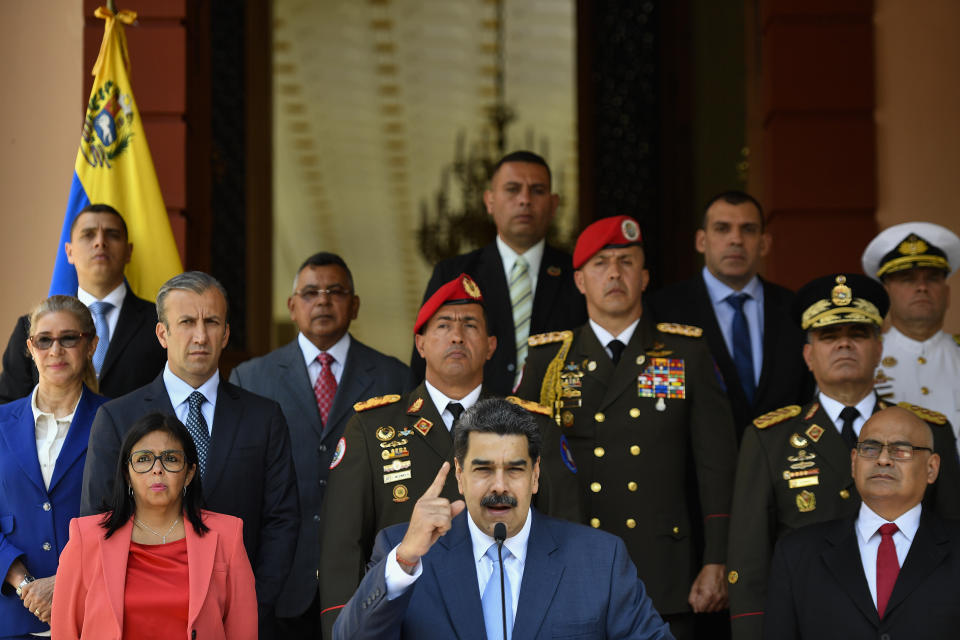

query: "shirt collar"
xmin=298 ymin=331 xmax=351 ymax=368
xmin=818 ymin=391 xmax=876 ymax=429
xmin=424 ymin=380 xmax=483 ymax=415
xmin=30 ymin=385 xmax=80 ymax=423
xmin=856 ymin=501 xmax=922 ymax=546
xmin=884 ymin=325 xmax=948 ymax=350
xmin=588 ymin=317 xmax=640 ymax=348
xmin=496 ymin=236 xmax=545 ymax=282
xmin=77 ymin=281 xmax=127 ymax=307
xmin=163 ymin=362 xmax=220 ymax=408
xmin=701 ymin=266 xmax=762 ymax=305
xmin=467 ymin=506 xmax=532 ymax=567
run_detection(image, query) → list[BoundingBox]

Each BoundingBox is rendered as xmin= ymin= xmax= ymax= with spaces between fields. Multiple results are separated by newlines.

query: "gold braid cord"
xmin=537 ymin=331 xmax=573 ymax=420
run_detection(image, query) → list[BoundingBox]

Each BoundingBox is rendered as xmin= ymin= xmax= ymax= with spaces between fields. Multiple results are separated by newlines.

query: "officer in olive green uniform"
xmin=517 ymin=216 xmax=738 ymax=640
xmin=727 ymin=274 xmax=960 ymax=640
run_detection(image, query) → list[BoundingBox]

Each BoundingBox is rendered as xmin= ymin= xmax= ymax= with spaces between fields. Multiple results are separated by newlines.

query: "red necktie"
xmin=314 ymin=352 xmax=337 ymax=426
xmin=876 ymin=522 xmax=900 ymax=618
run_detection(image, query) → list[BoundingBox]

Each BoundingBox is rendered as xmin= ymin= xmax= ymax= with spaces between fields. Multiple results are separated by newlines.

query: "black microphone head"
xmin=493 ymin=522 xmax=506 ymax=542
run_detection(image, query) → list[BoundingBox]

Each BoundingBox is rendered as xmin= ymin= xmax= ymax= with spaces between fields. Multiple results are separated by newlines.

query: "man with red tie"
xmin=763 ymin=406 xmax=960 ymax=638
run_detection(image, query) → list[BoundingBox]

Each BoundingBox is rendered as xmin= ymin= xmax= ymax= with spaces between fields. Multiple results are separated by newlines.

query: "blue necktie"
xmin=481 ymin=543 xmax=513 ymax=640
xmin=88 ymin=301 xmax=113 ymax=376
xmin=726 ymin=293 xmax=756 ymax=406
xmin=186 ymin=391 xmax=210 ymax=479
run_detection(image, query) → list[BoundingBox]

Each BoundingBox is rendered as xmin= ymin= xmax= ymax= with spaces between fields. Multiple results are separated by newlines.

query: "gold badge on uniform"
xmin=788 ymin=449 xmax=816 ymax=470
xmin=787 ymin=466 xmax=820 ymax=488
xmin=882 ymin=356 xmax=897 ymax=367
xmin=392 ymin=484 xmax=409 ymax=503
xmin=805 ymin=424 xmax=825 ymax=442
xmin=379 ymin=438 xmax=408 ymax=449
xmin=635 ymin=354 xmax=645 ymax=366
xmin=399 ymin=428 xmax=414 ymax=437
xmin=587 ymin=360 xmax=597 ymax=372
xmin=407 ymin=397 xmax=424 ymax=414
xmin=412 ymin=417 xmax=433 ymax=436
xmin=383 ymin=470 xmax=412 ymax=484
xmin=547 ymin=265 xmax=562 ymax=277
xmin=561 ymin=410 xmax=575 ymax=427
xmin=383 ymin=459 xmax=411 ymax=473
xmin=831 ymin=275 xmax=852 ymax=306
xmin=804 ymin=403 xmax=820 ymax=421
xmin=463 ymin=275 xmax=482 ymax=299
xmin=796 ymin=489 xmax=816 ymax=512
xmin=789 ymin=433 xmax=809 ymax=448
xmin=381 ymin=447 xmax=409 ymax=460
xmin=376 ymin=426 xmax=396 ymax=442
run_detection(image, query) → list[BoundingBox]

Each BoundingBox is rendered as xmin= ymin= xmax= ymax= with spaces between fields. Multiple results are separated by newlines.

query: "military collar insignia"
xmin=406 ymin=397 xmax=424 ymax=414
xmin=412 ymin=417 xmax=433 ymax=436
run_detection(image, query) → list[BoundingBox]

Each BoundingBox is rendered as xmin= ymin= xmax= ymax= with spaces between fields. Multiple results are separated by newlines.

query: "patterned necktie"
xmin=725 ymin=293 xmax=756 ymax=405
xmin=314 ymin=352 xmax=337 ymax=427
xmin=839 ymin=406 xmax=860 ymax=450
xmin=607 ymin=339 xmax=626 ymax=365
xmin=185 ymin=391 xmax=210 ymax=479
xmin=509 ymin=256 xmax=533 ymax=374
xmin=876 ymin=523 xmax=900 ymax=618
xmin=446 ymin=402 xmax=465 ymax=430
xmin=88 ymin=301 xmax=114 ymax=376
xmin=481 ymin=543 xmax=513 ymax=640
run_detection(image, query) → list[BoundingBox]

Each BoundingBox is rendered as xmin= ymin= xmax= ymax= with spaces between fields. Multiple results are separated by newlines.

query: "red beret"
xmin=572 ymin=216 xmax=643 ymax=269
xmin=413 ymin=273 xmax=484 ymax=334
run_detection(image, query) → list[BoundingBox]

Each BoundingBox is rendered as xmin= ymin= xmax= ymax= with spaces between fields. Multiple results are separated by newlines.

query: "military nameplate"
xmin=637 ymin=358 xmax=686 ymax=399
xmin=383 ymin=470 xmax=412 ymax=484
xmin=796 ymin=489 xmax=816 ymax=512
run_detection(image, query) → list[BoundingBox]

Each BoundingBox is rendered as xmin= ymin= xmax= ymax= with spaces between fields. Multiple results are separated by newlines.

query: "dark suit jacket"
xmin=764 ymin=511 xmax=960 ymax=639
xmin=0 ymin=290 xmax=166 ymax=402
xmin=649 ymin=274 xmax=812 ymax=439
xmin=333 ymin=509 xmax=674 ymax=640
xmin=229 ymin=335 xmax=413 ymax=617
xmin=79 ymin=374 xmax=300 ymax=640
xmin=412 ymin=242 xmax=586 ymax=396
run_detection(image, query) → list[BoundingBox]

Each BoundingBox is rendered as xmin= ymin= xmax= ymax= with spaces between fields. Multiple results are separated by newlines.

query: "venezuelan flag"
xmin=49 ymin=7 xmax=182 ymax=301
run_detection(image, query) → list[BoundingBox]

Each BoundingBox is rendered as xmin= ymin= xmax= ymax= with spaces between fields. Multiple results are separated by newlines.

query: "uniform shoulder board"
xmin=753 ymin=405 xmax=802 ymax=430
xmin=528 ymin=330 xmax=573 ymax=347
xmin=656 ymin=322 xmax=703 ymax=338
xmin=505 ymin=396 xmax=552 ymax=416
xmin=897 ymin=402 xmax=947 ymax=425
xmin=353 ymin=394 xmax=402 ymax=413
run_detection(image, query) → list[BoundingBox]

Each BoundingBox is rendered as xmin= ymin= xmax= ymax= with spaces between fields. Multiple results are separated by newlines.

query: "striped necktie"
xmin=509 ymin=256 xmax=532 ymax=374
xmin=89 ymin=300 xmax=113 ymax=376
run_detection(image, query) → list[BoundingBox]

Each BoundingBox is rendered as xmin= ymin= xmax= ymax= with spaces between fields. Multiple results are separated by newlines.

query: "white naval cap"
xmin=861 ymin=221 xmax=960 ymax=282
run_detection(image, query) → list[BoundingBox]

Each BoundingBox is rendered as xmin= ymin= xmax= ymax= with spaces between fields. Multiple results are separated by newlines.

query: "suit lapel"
xmin=100 ymin=291 xmax=149 ymax=379
xmin=821 ymin=518 xmax=879 ymax=626
xmin=530 ymin=246 xmax=564 ymax=332
xmin=434 ymin=514 xmax=487 ymax=638
xmin=48 ymin=387 xmax=99 ymax=492
xmin=2 ymin=398 xmax=46 ymax=491
xmin=574 ymin=326 xmax=617 ymax=411
xmin=204 ymin=381 xmax=242 ymax=495
xmin=408 ymin=383 xmax=453 ymax=460
xmin=884 ymin=512 xmax=950 ymax=617
xmin=803 ymin=403 xmax=854 ymax=481
xmin=326 ymin=338 xmax=373 ymax=438
xmin=100 ymin=519 xmax=134 ymax=634
xmin=599 ymin=320 xmax=652 ymax=409
xmin=754 ymin=278 xmax=781 ymax=404
xmin=142 ymin=374 xmax=178 ymax=415
xmin=274 ymin=340 xmax=323 ymax=439
xmin=186 ymin=517 xmax=219 ymax=626
xmin=512 ymin=511 xmax=563 ymax=639
xmin=479 ymin=244 xmax=516 ymax=364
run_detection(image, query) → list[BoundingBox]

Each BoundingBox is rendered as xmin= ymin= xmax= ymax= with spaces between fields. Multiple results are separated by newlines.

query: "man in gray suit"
xmin=230 ymin=252 xmax=413 ymax=637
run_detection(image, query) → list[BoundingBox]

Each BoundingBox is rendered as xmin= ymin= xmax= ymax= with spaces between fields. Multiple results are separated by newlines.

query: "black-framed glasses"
xmin=295 ymin=286 xmax=353 ymax=303
xmin=129 ymin=450 xmax=187 ymax=473
xmin=29 ymin=333 xmax=93 ymax=350
xmin=855 ymin=440 xmax=933 ymax=461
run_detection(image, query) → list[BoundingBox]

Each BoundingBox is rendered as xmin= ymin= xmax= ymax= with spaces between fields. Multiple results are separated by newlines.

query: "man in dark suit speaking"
xmin=764 ymin=406 xmax=960 ymax=638
xmin=80 ymin=271 xmax=299 ymax=640
xmin=333 ymin=398 xmax=673 ymax=640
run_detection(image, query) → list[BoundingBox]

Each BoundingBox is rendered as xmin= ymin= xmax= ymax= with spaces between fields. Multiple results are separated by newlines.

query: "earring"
xmin=183 ymin=486 xmax=187 ymax=496
xmin=128 ymin=485 xmax=133 ymax=497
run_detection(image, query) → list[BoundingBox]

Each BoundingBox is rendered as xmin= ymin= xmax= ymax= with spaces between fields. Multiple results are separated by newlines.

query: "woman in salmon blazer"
xmin=51 ymin=412 xmax=257 ymax=640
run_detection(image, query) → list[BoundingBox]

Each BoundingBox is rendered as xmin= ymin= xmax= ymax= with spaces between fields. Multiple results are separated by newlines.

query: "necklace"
xmin=134 ymin=517 xmax=180 ymax=543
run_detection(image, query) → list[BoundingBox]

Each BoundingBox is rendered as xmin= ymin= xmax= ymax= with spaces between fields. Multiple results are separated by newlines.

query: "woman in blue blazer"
xmin=0 ymin=296 xmax=107 ymax=638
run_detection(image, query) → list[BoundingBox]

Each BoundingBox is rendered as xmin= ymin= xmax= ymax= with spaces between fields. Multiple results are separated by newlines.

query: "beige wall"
xmin=875 ymin=0 xmax=960 ymax=332
xmin=0 ymin=2 xmax=82 ymax=369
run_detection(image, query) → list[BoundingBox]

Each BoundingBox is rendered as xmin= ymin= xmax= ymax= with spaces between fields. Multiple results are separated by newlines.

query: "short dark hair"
xmin=100 ymin=412 xmax=209 ymax=538
xmin=702 ymin=191 xmax=765 ymax=232
xmin=70 ymin=203 xmax=128 ymax=239
xmin=294 ymin=252 xmax=355 ymax=292
xmin=453 ymin=398 xmax=542 ymax=465
xmin=490 ymin=150 xmax=552 ymax=187
xmin=156 ymin=271 xmax=229 ymax=325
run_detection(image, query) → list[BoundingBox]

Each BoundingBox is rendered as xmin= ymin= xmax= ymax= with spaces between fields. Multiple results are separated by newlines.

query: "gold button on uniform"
xmin=590 ymin=482 xmax=602 ymax=493
xmin=918 ymin=356 xmax=927 ymax=364
xmin=594 ymin=447 xmax=606 ymax=458
xmin=590 ymin=518 xmax=601 ymax=528
xmin=627 ymin=481 xmax=638 ymax=491
xmin=839 ymin=489 xmax=850 ymax=499
xmin=595 ymin=412 xmax=605 ymax=423
xmin=921 ymin=386 xmax=930 ymax=395
xmin=626 ymin=518 xmax=637 ymax=529
xmin=672 ymin=526 xmax=680 ymax=535
xmin=728 ymin=570 xmax=739 ymax=584
xmin=630 ymin=445 xmax=641 ymax=456
xmin=629 ymin=408 xmax=640 ymax=418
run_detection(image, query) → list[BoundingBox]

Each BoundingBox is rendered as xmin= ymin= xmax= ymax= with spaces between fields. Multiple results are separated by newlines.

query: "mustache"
xmin=480 ymin=494 xmax=518 ymax=508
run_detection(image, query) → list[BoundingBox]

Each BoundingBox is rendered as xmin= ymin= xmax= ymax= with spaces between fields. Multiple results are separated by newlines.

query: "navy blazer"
xmin=333 ymin=510 xmax=674 ymax=640
xmin=230 ymin=336 xmax=413 ymax=617
xmin=0 ymin=386 xmax=107 ymax=637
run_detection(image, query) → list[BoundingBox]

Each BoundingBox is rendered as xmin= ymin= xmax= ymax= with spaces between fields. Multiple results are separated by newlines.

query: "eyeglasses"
xmin=294 ymin=286 xmax=353 ymax=302
xmin=129 ymin=450 xmax=187 ymax=473
xmin=29 ymin=333 xmax=93 ymax=350
xmin=855 ymin=440 xmax=933 ymax=460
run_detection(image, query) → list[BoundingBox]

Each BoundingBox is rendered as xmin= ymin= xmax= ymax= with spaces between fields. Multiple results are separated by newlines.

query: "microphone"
xmin=494 ymin=523 xmax=507 ymax=640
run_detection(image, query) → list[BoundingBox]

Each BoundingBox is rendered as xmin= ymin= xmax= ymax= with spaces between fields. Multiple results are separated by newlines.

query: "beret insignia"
xmin=897 ymin=402 xmax=947 ymax=425
xmin=753 ymin=405 xmax=802 ymax=429
xmin=353 ymin=394 xmax=401 ymax=412
xmin=656 ymin=323 xmax=703 ymax=338
xmin=528 ymin=330 xmax=573 ymax=347
xmin=506 ymin=396 xmax=552 ymax=416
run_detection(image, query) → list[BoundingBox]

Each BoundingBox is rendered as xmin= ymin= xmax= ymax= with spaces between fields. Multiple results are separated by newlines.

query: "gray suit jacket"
xmin=230 ymin=335 xmax=413 ymax=617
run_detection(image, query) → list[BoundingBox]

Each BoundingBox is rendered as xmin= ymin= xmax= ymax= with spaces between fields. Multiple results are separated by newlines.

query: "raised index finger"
xmin=421 ymin=461 xmax=451 ymax=499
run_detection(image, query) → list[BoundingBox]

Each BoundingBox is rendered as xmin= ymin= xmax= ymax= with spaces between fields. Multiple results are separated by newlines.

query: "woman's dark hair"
xmin=100 ymin=412 xmax=209 ymax=538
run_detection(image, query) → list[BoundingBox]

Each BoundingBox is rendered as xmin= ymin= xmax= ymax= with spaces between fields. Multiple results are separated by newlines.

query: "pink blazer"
xmin=51 ymin=510 xmax=257 ymax=640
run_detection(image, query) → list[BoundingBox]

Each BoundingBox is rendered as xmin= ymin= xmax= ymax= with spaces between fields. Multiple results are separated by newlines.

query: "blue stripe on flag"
xmin=49 ymin=172 xmax=92 ymax=296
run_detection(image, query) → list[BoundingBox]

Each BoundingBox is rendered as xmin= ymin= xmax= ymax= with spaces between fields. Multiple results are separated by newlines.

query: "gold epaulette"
xmin=353 ymin=394 xmax=401 ymax=412
xmin=898 ymin=402 xmax=947 ymax=425
xmin=753 ymin=405 xmax=802 ymax=429
xmin=656 ymin=322 xmax=703 ymax=338
xmin=506 ymin=396 xmax=552 ymax=416
xmin=528 ymin=330 xmax=573 ymax=347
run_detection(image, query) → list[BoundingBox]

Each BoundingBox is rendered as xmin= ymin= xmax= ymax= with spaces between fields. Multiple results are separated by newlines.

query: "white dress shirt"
xmin=162 ymin=364 xmax=220 ymax=435
xmin=819 ymin=391 xmax=876 ymax=439
xmin=588 ymin=318 xmax=640 ymax=360
xmin=298 ymin=331 xmax=350 ymax=387
xmin=77 ymin=282 xmax=127 ymax=341
xmin=424 ymin=381 xmax=482 ymax=431
xmin=496 ymin=236 xmax=544 ymax=296
xmin=701 ymin=267 xmax=765 ymax=385
xmin=855 ymin=501 xmax=922 ymax=608
xmin=31 ymin=386 xmax=79 ymax=489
